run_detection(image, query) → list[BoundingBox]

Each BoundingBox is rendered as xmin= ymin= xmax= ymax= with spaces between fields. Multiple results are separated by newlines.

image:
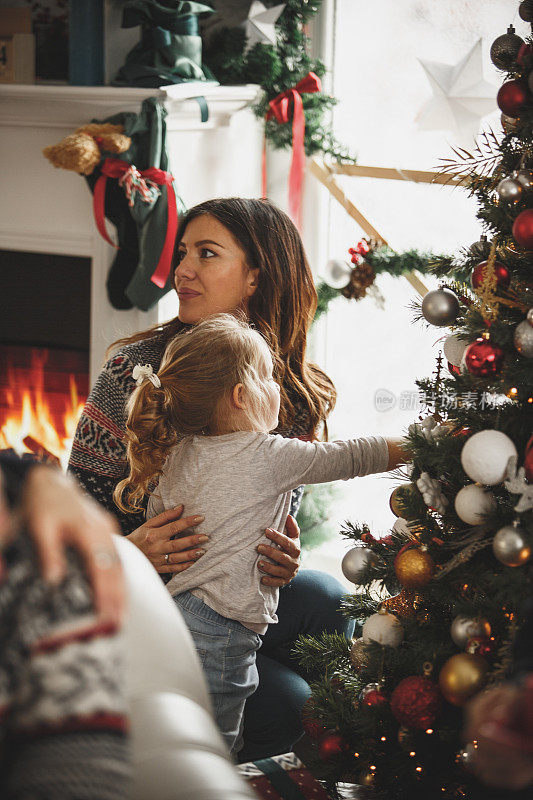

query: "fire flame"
xmin=0 ymin=352 xmax=86 ymax=471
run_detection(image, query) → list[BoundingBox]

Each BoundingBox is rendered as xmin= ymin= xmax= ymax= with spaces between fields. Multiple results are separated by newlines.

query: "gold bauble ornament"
xmin=382 ymin=590 xmax=424 ymax=619
xmin=395 ymin=546 xmax=435 ymax=589
xmin=439 ymin=653 xmax=488 ymax=706
xmin=349 ymin=637 xmax=369 ymax=671
xmin=389 ymin=483 xmax=419 ymax=519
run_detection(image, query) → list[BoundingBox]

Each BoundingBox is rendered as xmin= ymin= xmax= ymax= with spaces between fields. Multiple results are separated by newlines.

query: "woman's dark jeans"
xmin=238 ymin=569 xmax=354 ymax=762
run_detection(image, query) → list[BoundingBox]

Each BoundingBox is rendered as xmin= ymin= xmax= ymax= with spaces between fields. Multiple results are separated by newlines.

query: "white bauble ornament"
xmin=323 ymin=259 xmax=352 ymax=289
xmin=443 ymin=334 xmax=468 ymax=367
xmin=450 ymin=614 xmax=491 ymax=648
xmin=461 ymin=430 xmax=518 ymax=485
xmin=341 ymin=547 xmax=377 ymax=584
xmin=454 ymin=484 xmax=497 ymax=524
xmin=362 ymin=611 xmax=404 ymax=648
xmin=492 ymin=523 xmax=532 ymax=566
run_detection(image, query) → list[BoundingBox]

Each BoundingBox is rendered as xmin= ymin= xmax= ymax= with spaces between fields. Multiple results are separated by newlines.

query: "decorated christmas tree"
xmin=295 ymin=13 xmax=533 ymax=800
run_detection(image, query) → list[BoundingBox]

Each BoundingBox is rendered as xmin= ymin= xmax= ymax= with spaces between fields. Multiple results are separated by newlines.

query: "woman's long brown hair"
xmin=111 ymin=198 xmax=336 ymax=437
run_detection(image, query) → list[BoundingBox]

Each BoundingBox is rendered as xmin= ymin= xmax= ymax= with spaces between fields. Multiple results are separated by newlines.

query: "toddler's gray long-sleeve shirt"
xmin=147 ymin=432 xmax=389 ymax=633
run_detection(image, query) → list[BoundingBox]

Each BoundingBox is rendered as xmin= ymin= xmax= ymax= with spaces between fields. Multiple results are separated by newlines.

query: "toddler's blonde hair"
xmin=114 ymin=313 xmax=276 ymax=512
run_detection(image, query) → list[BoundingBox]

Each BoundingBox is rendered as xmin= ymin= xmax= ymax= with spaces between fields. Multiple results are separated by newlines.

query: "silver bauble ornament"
xmin=496 ymin=175 xmax=524 ymax=204
xmin=490 ymin=26 xmax=524 ymax=70
xmin=501 ymin=113 xmax=520 ymax=134
xmin=422 ymin=288 xmax=460 ymax=327
xmin=323 ymin=259 xmax=352 ymax=290
xmin=341 ymin=546 xmax=377 ymax=584
xmin=461 ymin=430 xmax=518 ymax=486
xmin=469 ymin=235 xmax=489 ymax=259
xmin=454 ymin=485 xmax=497 ymax=525
xmin=362 ymin=610 xmax=404 ymax=648
xmin=443 ymin=334 xmax=468 ymax=367
xmin=450 ymin=615 xmax=491 ymax=649
xmin=516 ymin=169 xmax=533 ymax=191
xmin=492 ymin=523 xmax=532 ymax=566
xmin=527 ymin=307 xmax=533 ymax=325
xmin=514 ymin=320 xmax=533 ymax=358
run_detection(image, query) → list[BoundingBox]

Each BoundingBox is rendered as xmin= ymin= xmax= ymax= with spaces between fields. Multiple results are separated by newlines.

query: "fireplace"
xmin=0 ymin=249 xmax=90 ymax=467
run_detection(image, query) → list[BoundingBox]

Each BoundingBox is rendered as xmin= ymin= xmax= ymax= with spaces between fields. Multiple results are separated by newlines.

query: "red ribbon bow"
xmin=93 ymin=157 xmax=178 ymax=289
xmin=263 ymin=72 xmax=321 ymax=230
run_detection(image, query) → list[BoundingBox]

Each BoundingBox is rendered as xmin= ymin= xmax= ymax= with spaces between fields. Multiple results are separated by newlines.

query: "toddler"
xmin=115 ymin=314 xmax=403 ymax=755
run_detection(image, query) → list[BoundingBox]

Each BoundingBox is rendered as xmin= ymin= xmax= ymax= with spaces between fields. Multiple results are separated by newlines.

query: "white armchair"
xmin=115 ymin=536 xmax=257 ymax=800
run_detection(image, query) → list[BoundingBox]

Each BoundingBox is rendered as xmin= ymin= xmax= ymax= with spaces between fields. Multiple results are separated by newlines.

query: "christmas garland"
xmin=203 ymin=0 xmax=353 ymax=161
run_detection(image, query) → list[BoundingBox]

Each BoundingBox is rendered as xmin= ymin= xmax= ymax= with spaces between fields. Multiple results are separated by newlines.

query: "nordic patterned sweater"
xmin=68 ymin=333 xmax=309 ymax=535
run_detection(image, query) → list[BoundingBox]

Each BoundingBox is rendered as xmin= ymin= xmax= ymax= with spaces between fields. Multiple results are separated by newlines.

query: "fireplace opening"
xmin=0 ymin=249 xmax=91 ymax=467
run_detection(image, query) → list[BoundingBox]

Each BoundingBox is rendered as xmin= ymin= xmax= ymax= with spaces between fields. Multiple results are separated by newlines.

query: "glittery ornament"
xmin=349 ymin=637 xmax=369 ymax=671
xmin=422 ymin=288 xmax=460 ymax=326
xmin=497 ymin=80 xmax=528 ymax=118
xmin=520 ymin=0 xmax=533 ymax=21
xmin=382 ymin=591 xmax=420 ymax=620
xmin=394 ymin=546 xmax=435 ymax=589
xmin=490 ymin=26 xmax=524 ymax=70
xmin=390 ymin=676 xmax=442 ymax=729
xmin=471 ymin=260 xmax=510 ymax=290
xmin=468 ymin=235 xmax=490 ymax=259
xmin=513 ymin=208 xmax=533 ymax=248
xmin=464 ymin=338 xmax=504 ymax=377
xmin=439 ymin=653 xmax=488 ymax=706
xmin=514 ymin=320 xmax=533 ymax=357
xmin=492 ymin=523 xmax=532 ymax=566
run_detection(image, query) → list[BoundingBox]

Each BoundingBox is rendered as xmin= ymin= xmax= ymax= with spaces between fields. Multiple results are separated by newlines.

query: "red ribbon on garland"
xmin=263 ymin=72 xmax=322 ymax=229
xmin=93 ymin=157 xmax=178 ymax=289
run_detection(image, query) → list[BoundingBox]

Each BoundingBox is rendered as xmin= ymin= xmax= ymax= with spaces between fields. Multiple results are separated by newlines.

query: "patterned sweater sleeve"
xmin=0 ymin=533 xmax=130 ymax=799
xmin=67 ymin=350 xmax=147 ymax=535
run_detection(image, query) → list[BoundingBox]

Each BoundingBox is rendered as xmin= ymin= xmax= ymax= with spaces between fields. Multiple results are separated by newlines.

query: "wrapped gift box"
xmin=238 ymin=752 xmax=332 ymax=800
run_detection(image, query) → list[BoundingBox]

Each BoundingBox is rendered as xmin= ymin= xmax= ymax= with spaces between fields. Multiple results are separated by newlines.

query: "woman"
xmin=68 ymin=197 xmax=356 ymax=760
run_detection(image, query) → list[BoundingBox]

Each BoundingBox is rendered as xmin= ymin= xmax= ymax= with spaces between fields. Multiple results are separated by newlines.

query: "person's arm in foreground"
xmin=0 ymin=462 xmax=131 ymax=799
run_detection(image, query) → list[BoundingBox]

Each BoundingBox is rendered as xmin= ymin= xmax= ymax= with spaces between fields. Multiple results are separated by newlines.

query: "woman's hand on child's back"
xmin=127 ymin=505 xmax=209 ymax=574
xmin=257 ymin=515 xmax=301 ymax=588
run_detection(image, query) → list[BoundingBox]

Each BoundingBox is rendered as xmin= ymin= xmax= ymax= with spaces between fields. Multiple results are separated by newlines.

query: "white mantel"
xmin=0 ymin=84 xmax=263 ymax=383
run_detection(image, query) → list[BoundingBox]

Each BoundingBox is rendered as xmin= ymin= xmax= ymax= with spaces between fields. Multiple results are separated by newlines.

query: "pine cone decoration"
xmin=342 ymin=261 xmax=376 ymax=299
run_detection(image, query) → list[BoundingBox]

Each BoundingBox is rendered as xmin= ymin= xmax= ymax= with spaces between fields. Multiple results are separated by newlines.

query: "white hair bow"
xmin=132 ymin=363 xmax=161 ymax=388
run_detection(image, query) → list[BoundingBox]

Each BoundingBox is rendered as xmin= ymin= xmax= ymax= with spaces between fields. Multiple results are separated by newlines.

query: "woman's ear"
xmin=245 ymin=267 xmax=260 ymax=298
xmin=231 ymin=383 xmax=247 ymax=409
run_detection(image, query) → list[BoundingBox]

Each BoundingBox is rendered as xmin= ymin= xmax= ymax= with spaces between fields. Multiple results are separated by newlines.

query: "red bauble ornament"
xmin=302 ymin=701 xmax=327 ymax=740
xmin=525 ymin=434 xmax=533 ymax=483
xmin=471 ymin=260 xmax=510 ymax=291
xmin=448 ymin=361 xmax=461 ymax=377
xmin=464 ymin=338 xmax=505 ymax=377
xmin=390 ymin=676 xmax=442 ymax=729
xmin=360 ymin=684 xmax=388 ymax=708
xmin=318 ymin=731 xmax=348 ymax=760
xmin=513 ymin=209 xmax=533 ymax=249
xmin=517 ymin=42 xmax=533 ymax=67
xmin=497 ymin=80 xmax=528 ymax=117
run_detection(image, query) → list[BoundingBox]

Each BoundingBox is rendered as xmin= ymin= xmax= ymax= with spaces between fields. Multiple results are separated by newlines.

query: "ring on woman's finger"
xmin=92 ymin=547 xmax=121 ymax=570
xmin=164 ymin=553 xmax=170 ymax=565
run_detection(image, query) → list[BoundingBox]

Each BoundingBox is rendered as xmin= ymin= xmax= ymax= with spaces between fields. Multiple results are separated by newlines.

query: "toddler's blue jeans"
xmin=174 ymin=590 xmax=262 ymax=755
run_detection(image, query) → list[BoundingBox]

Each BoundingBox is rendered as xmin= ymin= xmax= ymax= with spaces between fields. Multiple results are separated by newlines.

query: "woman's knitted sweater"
xmin=68 ymin=333 xmax=310 ymax=535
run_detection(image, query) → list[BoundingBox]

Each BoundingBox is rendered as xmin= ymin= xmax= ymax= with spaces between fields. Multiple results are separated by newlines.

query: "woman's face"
xmin=173 ymin=215 xmax=258 ymax=324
